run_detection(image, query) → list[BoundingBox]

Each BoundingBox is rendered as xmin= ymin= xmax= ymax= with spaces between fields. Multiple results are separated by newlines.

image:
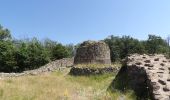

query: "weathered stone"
xmin=148 ymin=68 xmax=154 ymax=70
xmin=115 ymin=54 xmax=170 ymax=100
xmin=74 ymin=41 xmax=111 ymax=64
xmin=69 ymin=67 xmax=119 ymax=75
xmin=158 ymin=74 xmax=163 ymax=78
xmin=152 ymin=84 xmax=161 ymax=91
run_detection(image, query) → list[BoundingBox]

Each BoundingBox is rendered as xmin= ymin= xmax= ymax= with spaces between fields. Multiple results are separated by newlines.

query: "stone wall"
xmin=115 ymin=54 xmax=170 ymax=100
xmin=70 ymin=66 xmax=120 ymax=76
xmin=74 ymin=40 xmax=111 ymax=64
xmin=0 ymin=58 xmax=74 ymax=78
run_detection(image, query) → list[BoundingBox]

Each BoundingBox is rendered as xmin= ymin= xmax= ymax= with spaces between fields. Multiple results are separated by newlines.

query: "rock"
xmin=158 ymin=74 xmax=163 ymax=78
xmin=152 ymin=84 xmax=161 ymax=91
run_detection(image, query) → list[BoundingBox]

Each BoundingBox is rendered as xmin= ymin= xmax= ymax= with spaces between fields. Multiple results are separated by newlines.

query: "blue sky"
xmin=1 ymin=0 xmax=170 ymax=44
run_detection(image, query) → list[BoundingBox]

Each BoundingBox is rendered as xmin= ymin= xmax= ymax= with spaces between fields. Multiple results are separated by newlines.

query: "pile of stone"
xmin=0 ymin=58 xmax=74 ymax=78
xmin=124 ymin=54 xmax=170 ymax=100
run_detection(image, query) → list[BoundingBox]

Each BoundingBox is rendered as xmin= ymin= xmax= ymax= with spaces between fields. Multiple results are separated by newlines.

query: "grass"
xmin=0 ymin=68 xmax=136 ymax=100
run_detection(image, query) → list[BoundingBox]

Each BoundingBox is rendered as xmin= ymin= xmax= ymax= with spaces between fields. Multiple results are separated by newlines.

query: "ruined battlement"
xmin=125 ymin=54 xmax=170 ymax=100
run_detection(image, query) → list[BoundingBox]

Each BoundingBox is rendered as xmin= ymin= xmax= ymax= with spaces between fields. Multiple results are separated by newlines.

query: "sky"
xmin=1 ymin=0 xmax=170 ymax=44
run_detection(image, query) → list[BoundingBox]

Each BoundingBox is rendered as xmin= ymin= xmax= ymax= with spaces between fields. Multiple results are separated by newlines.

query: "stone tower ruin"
xmin=74 ymin=40 xmax=111 ymax=64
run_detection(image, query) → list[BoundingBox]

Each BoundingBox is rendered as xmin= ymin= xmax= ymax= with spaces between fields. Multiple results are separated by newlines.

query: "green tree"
xmin=0 ymin=25 xmax=11 ymax=41
xmin=15 ymin=38 xmax=50 ymax=71
xmin=51 ymin=44 xmax=70 ymax=60
xmin=105 ymin=35 xmax=145 ymax=62
xmin=145 ymin=35 xmax=168 ymax=54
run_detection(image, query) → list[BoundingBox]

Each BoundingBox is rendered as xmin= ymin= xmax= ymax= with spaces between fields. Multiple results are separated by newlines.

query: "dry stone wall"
xmin=125 ymin=54 xmax=170 ymax=100
xmin=0 ymin=58 xmax=74 ymax=78
xmin=70 ymin=66 xmax=120 ymax=76
xmin=74 ymin=40 xmax=111 ymax=64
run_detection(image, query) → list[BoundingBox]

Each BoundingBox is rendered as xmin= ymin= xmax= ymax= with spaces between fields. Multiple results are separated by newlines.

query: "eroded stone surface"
xmin=126 ymin=54 xmax=170 ymax=100
xmin=74 ymin=40 xmax=111 ymax=64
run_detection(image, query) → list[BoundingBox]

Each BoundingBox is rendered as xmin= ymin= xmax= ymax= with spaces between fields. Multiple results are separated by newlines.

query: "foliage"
xmin=15 ymin=38 xmax=50 ymax=71
xmin=0 ymin=41 xmax=17 ymax=72
xmin=0 ymin=25 xmax=74 ymax=72
xmin=105 ymin=35 xmax=145 ymax=62
xmin=105 ymin=35 xmax=170 ymax=62
xmin=0 ymin=25 xmax=11 ymax=41
xmin=144 ymin=35 xmax=169 ymax=54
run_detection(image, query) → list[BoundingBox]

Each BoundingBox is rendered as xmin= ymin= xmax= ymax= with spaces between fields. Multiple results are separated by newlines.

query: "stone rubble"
xmin=0 ymin=58 xmax=74 ymax=78
xmin=127 ymin=54 xmax=170 ymax=100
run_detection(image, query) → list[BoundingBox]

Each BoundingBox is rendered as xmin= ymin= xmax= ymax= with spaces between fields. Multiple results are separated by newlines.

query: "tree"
xmin=0 ymin=25 xmax=11 ymax=41
xmin=51 ymin=43 xmax=70 ymax=60
xmin=65 ymin=44 xmax=75 ymax=57
xmin=0 ymin=41 xmax=17 ymax=72
xmin=105 ymin=35 xmax=145 ymax=62
xmin=145 ymin=35 xmax=168 ymax=54
xmin=15 ymin=38 xmax=50 ymax=71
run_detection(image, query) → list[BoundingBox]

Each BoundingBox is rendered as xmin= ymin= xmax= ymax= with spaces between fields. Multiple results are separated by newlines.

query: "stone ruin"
xmin=74 ymin=40 xmax=111 ymax=64
xmin=0 ymin=58 xmax=74 ymax=78
xmin=113 ymin=54 xmax=170 ymax=100
xmin=70 ymin=40 xmax=116 ymax=75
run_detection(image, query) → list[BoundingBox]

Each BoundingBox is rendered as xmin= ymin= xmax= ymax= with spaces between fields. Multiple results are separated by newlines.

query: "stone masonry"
xmin=74 ymin=40 xmax=111 ymax=64
xmin=0 ymin=58 xmax=74 ymax=78
xmin=126 ymin=54 xmax=170 ymax=100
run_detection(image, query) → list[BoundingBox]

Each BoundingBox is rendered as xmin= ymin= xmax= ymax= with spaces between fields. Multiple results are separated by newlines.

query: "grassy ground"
xmin=0 ymin=68 xmax=135 ymax=100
